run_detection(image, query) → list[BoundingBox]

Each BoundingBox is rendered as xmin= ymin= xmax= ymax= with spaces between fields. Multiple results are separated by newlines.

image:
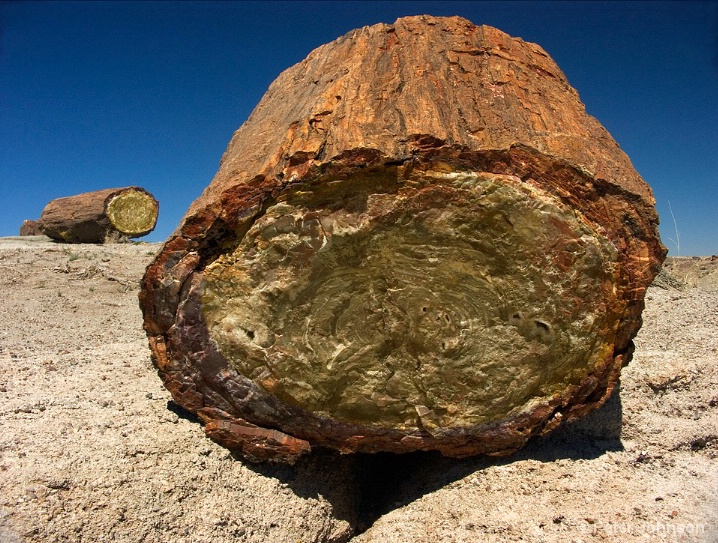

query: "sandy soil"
xmin=0 ymin=237 xmax=716 ymax=543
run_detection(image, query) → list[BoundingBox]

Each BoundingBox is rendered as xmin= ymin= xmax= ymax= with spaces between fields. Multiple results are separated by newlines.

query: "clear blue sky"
xmin=1 ymin=1 xmax=716 ymax=255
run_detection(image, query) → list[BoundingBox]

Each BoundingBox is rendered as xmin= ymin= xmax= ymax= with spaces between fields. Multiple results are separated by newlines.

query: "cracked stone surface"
xmin=203 ymin=170 xmax=619 ymax=432
xmin=2 ymin=241 xmax=715 ymax=543
xmin=139 ymin=15 xmax=665 ymax=463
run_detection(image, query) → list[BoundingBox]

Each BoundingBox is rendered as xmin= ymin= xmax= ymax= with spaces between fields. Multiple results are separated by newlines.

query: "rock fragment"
xmin=19 ymin=220 xmax=42 ymax=236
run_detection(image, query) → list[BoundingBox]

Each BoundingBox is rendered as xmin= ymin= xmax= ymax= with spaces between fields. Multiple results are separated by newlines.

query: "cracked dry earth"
xmin=0 ymin=237 xmax=716 ymax=543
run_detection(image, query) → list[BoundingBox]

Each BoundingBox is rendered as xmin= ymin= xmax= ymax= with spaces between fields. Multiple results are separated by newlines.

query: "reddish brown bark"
xmin=139 ymin=16 xmax=665 ymax=463
xmin=19 ymin=220 xmax=42 ymax=236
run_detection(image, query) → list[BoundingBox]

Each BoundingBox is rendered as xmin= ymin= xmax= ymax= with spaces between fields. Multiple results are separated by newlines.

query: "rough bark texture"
xmin=39 ymin=187 xmax=159 ymax=243
xmin=19 ymin=220 xmax=42 ymax=236
xmin=139 ymin=15 xmax=666 ymax=463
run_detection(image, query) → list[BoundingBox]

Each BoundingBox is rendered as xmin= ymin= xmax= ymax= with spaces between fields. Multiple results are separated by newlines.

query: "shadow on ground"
xmin=220 ymin=384 xmax=625 ymax=538
xmin=350 ymin=386 xmax=623 ymax=532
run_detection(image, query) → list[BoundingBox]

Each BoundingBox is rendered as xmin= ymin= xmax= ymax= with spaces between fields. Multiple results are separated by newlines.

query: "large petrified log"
xmin=39 ymin=187 xmax=159 ymax=243
xmin=139 ymin=15 xmax=666 ymax=463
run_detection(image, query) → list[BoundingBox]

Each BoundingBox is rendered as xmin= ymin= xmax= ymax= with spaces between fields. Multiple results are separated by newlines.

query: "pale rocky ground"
xmin=0 ymin=237 xmax=715 ymax=543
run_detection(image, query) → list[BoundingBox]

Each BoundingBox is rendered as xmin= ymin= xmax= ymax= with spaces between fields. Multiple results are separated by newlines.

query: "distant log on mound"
xmin=19 ymin=220 xmax=42 ymax=236
xmin=39 ymin=187 xmax=159 ymax=243
xmin=139 ymin=15 xmax=666 ymax=464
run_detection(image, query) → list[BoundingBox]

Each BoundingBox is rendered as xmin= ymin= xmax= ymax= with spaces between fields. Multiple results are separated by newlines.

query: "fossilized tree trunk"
xmin=39 ymin=187 xmax=159 ymax=243
xmin=139 ymin=15 xmax=666 ymax=463
xmin=19 ymin=220 xmax=42 ymax=236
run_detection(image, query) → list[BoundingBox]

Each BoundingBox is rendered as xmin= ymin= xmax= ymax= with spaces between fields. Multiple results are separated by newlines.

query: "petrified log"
xmin=139 ymin=15 xmax=666 ymax=463
xmin=39 ymin=187 xmax=159 ymax=243
xmin=19 ymin=220 xmax=42 ymax=236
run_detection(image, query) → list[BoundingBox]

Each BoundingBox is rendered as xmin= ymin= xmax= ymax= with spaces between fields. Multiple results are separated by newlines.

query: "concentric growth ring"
xmin=202 ymin=169 xmax=620 ymax=434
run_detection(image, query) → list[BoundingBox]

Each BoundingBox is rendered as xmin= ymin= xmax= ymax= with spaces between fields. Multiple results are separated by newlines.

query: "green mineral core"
xmin=202 ymin=170 xmax=620 ymax=431
xmin=106 ymin=190 xmax=158 ymax=235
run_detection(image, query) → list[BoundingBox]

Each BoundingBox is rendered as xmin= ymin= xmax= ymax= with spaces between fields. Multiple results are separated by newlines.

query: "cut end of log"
xmin=201 ymin=166 xmax=620 ymax=432
xmin=140 ymin=15 xmax=666 ymax=462
xmin=106 ymin=188 xmax=159 ymax=236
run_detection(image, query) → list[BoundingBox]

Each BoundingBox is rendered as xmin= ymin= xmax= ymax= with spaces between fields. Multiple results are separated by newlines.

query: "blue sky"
xmin=1 ymin=1 xmax=716 ymax=255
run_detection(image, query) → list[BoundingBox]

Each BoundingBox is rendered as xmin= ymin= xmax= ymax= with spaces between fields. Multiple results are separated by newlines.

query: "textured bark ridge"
xmin=139 ymin=15 xmax=666 ymax=463
xmin=39 ymin=187 xmax=159 ymax=243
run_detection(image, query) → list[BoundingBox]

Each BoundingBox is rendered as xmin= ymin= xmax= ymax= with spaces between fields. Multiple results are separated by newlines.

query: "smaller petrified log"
xmin=19 ymin=220 xmax=42 ymax=236
xmin=39 ymin=187 xmax=159 ymax=243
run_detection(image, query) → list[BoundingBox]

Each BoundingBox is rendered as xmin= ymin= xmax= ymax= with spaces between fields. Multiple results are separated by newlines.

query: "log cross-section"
xmin=139 ymin=15 xmax=666 ymax=463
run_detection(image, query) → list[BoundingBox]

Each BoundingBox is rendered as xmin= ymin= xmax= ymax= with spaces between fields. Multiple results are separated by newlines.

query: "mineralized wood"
xmin=39 ymin=187 xmax=159 ymax=243
xmin=19 ymin=220 xmax=42 ymax=236
xmin=139 ymin=15 xmax=666 ymax=463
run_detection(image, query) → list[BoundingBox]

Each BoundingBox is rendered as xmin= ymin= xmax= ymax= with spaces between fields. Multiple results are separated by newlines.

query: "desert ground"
xmin=0 ymin=237 xmax=716 ymax=543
